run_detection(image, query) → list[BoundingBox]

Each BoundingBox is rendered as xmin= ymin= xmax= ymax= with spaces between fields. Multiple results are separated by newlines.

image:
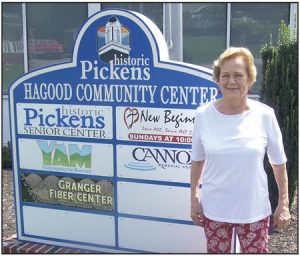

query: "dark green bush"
xmin=2 ymin=142 xmax=12 ymax=169
xmin=260 ymin=21 xmax=298 ymax=211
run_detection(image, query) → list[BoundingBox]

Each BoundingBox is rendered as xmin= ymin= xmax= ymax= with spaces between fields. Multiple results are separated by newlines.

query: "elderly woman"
xmin=190 ymin=47 xmax=291 ymax=253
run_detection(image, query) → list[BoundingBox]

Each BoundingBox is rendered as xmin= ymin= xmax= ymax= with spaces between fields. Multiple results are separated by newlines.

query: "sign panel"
xmin=21 ymin=173 xmax=114 ymax=211
xmin=118 ymin=182 xmax=191 ymax=220
xmin=9 ymin=9 xmax=221 ymax=253
xmin=118 ymin=217 xmax=207 ymax=253
xmin=23 ymin=206 xmax=116 ymax=246
xmin=17 ymin=103 xmax=112 ymax=139
xmin=19 ymin=139 xmax=113 ymax=176
xmin=117 ymin=145 xmax=191 ymax=183
xmin=116 ymin=107 xmax=194 ymax=144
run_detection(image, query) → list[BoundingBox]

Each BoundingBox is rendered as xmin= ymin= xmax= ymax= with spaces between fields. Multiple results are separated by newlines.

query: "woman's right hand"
xmin=191 ymin=197 xmax=204 ymax=227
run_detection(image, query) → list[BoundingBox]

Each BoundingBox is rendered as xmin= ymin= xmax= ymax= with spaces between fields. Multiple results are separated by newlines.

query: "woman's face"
xmin=218 ymin=56 xmax=252 ymax=102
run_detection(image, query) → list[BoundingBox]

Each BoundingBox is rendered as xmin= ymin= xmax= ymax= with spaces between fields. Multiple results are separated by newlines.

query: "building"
xmin=2 ymin=2 xmax=298 ymax=144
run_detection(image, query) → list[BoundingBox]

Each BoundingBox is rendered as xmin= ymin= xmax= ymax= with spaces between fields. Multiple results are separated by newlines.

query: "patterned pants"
xmin=203 ymin=215 xmax=270 ymax=253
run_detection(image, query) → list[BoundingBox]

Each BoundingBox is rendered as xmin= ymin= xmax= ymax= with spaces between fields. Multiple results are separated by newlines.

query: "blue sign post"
xmin=9 ymin=9 xmax=221 ymax=253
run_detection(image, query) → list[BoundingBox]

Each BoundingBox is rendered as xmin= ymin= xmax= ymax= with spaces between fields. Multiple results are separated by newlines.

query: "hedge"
xmin=260 ymin=21 xmax=298 ymax=211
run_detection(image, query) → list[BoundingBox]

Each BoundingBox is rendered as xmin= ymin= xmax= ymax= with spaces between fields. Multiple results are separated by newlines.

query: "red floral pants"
xmin=203 ymin=215 xmax=270 ymax=253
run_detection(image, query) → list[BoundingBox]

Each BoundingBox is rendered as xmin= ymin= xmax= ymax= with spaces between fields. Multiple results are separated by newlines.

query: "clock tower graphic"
xmin=97 ymin=16 xmax=131 ymax=63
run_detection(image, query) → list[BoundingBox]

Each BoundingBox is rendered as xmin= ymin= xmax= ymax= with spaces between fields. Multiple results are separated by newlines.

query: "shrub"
xmin=2 ymin=142 xmax=12 ymax=169
xmin=260 ymin=21 xmax=298 ymax=211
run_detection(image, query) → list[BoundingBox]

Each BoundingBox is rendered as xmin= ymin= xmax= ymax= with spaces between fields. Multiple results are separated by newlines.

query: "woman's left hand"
xmin=273 ymin=204 xmax=291 ymax=232
xmin=271 ymin=164 xmax=291 ymax=232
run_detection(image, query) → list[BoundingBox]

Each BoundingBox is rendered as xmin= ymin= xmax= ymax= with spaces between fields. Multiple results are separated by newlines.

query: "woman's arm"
xmin=272 ymin=163 xmax=291 ymax=231
xmin=190 ymin=160 xmax=205 ymax=227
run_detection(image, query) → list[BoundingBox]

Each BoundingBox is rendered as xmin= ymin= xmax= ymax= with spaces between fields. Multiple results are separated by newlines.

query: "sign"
xmin=19 ymin=139 xmax=113 ymax=176
xmin=9 ymin=9 xmax=220 ymax=253
xmin=117 ymin=145 xmax=191 ymax=183
xmin=117 ymin=107 xmax=195 ymax=143
xmin=17 ymin=103 xmax=112 ymax=139
xmin=21 ymin=173 xmax=113 ymax=211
